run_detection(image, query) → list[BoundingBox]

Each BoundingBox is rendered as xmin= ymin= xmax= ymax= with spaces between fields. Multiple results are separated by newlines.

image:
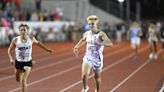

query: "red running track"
xmin=0 ymin=41 xmax=163 ymax=92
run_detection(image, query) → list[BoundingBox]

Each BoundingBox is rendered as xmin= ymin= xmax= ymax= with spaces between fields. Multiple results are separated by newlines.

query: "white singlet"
xmin=148 ymin=30 xmax=158 ymax=42
xmin=15 ymin=36 xmax=32 ymax=62
xmin=83 ymin=31 xmax=104 ymax=70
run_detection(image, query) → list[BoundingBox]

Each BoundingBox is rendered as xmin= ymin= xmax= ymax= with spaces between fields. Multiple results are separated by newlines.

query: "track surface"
xmin=0 ymin=41 xmax=163 ymax=92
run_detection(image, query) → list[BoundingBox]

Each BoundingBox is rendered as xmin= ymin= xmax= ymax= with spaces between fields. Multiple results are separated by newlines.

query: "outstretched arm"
xmin=32 ymin=37 xmax=53 ymax=53
xmin=73 ymin=38 xmax=86 ymax=49
xmin=73 ymin=33 xmax=87 ymax=56
xmin=8 ymin=37 xmax=17 ymax=64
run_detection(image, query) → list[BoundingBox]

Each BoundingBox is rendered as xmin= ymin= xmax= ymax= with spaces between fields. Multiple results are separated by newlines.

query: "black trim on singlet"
xmin=91 ymin=29 xmax=101 ymax=34
xmin=98 ymin=55 xmax=101 ymax=61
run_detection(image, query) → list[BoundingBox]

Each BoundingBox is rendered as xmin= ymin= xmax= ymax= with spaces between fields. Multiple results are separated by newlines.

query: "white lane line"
xmin=159 ymin=83 xmax=164 ymax=92
xmin=0 ymin=50 xmax=74 ymax=72
xmin=8 ymin=65 xmax=81 ymax=92
xmin=0 ymin=42 xmax=123 ymax=65
xmin=0 ymin=47 xmax=70 ymax=69
xmin=0 ymin=55 xmax=82 ymax=81
xmin=59 ymin=46 xmax=148 ymax=92
xmin=0 ymin=43 xmax=122 ymax=81
xmin=110 ymin=49 xmax=162 ymax=92
xmin=8 ymin=44 xmax=130 ymax=92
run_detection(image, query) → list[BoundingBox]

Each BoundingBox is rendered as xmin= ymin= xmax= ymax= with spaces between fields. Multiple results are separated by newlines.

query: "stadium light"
xmin=117 ymin=0 xmax=125 ymax=19
xmin=117 ymin=0 xmax=125 ymax=3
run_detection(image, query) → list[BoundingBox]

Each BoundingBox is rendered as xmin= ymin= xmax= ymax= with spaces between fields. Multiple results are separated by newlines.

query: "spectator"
xmin=30 ymin=12 xmax=38 ymax=21
xmin=35 ymin=0 xmax=42 ymax=11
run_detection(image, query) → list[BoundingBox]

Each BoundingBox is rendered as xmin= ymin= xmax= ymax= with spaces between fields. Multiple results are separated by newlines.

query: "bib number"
xmin=19 ymin=51 xmax=29 ymax=59
xmin=88 ymin=46 xmax=99 ymax=58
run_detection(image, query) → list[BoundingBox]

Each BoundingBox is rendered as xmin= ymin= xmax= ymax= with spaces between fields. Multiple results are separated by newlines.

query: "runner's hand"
xmin=10 ymin=58 xmax=14 ymax=65
xmin=47 ymin=49 xmax=53 ymax=54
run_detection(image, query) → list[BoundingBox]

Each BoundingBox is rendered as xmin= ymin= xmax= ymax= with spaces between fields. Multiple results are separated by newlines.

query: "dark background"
xmin=131 ymin=0 xmax=164 ymax=19
xmin=90 ymin=0 xmax=164 ymax=20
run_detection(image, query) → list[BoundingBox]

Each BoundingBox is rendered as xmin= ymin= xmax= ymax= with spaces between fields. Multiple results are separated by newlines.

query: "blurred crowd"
xmin=102 ymin=20 xmax=164 ymax=41
xmin=0 ymin=0 xmax=80 ymax=46
xmin=0 ymin=0 xmax=164 ymax=48
xmin=0 ymin=0 xmax=65 ymax=28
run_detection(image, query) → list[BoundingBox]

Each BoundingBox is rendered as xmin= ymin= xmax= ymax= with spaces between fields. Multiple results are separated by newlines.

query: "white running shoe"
xmin=149 ymin=53 xmax=153 ymax=59
xmin=82 ymin=86 xmax=89 ymax=92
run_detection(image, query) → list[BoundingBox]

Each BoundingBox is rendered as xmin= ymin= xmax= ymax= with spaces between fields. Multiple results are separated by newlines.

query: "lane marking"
xmin=8 ymin=44 xmax=130 ymax=92
xmin=59 ymin=46 xmax=148 ymax=92
xmin=159 ymin=83 xmax=164 ymax=92
xmin=0 ymin=43 xmax=122 ymax=81
xmin=0 ymin=47 xmax=70 ymax=66
xmin=8 ymin=65 xmax=81 ymax=92
xmin=110 ymin=49 xmax=162 ymax=92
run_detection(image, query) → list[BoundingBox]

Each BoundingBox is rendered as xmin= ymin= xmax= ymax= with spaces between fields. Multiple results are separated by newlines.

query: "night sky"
xmin=90 ymin=0 xmax=164 ymax=20
xmin=130 ymin=0 xmax=164 ymax=19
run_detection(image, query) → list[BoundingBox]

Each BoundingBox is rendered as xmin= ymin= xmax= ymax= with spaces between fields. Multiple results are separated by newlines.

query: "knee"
xmin=94 ymin=74 xmax=100 ymax=79
xmin=82 ymin=74 xmax=88 ymax=80
xmin=16 ymin=77 xmax=20 ymax=82
xmin=21 ymin=78 xmax=27 ymax=84
xmin=16 ymin=72 xmax=20 ymax=82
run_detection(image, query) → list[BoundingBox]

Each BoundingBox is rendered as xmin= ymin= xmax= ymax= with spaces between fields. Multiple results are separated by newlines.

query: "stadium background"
xmin=0 ymin=0 xmax=164 ymax=92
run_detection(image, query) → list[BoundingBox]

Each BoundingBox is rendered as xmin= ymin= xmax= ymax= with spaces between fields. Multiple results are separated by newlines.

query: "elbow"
xmin=104 ymin=42 xmax=113 ymax=47
xmin=8 ymin=48 xmax=10 ymax=53
xmin=105 ymin=41 xmax=113 ymax=47
xmin=8 ymin=48 xmax=11 ymax=55
xmin=108 ymin=43 xmax=113 ymax=47
xmin=37 ymin=41 xmax=41 ymax=45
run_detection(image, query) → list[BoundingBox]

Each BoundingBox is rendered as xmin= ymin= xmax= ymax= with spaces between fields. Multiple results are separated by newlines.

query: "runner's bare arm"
xmin=73 ymin=32 xmax=87 ymax=56
xmin=32 ymin=37 xmax=53 ymax=53
xmin=73 ymin=31 xmax=88 ymax=49
xmin=8 ymin=37 xmax=17 ymax=64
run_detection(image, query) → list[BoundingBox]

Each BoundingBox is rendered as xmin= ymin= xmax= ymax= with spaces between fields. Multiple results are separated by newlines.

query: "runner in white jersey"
xmin=147 ymin=23 xmax=159 ymax=59
xmin=15 ymin=35 xmax=32 ymax=62
xmin=8 ymin=23 xmax=53 ymax=92
xmin=84 ymin=30 xmax=104 ymax=70
xmin=73 ymin=15 xmax=113 ymax=92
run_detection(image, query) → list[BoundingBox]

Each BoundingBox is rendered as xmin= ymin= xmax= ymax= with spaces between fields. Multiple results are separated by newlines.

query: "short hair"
xmin=86 ymin=15 xmax=100 ymax=27
xmin=19 ymin=23 xmax=29 ymax=30
xmin=86 ymin=15 xmax=99 ymax=22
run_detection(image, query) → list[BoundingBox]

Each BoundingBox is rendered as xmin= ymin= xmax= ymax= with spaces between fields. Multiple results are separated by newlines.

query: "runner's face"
xmin=88 ymin=18 xmax=98 ymax=29
xmin=19 ymin=26 xmax=28 ymax=36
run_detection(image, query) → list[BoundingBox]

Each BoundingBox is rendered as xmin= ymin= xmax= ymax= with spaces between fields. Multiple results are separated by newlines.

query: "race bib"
xmin=88 ymin=46 xmax=99 ymax=58
xmin=19 ymin=51 xmax=29 ymax=59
